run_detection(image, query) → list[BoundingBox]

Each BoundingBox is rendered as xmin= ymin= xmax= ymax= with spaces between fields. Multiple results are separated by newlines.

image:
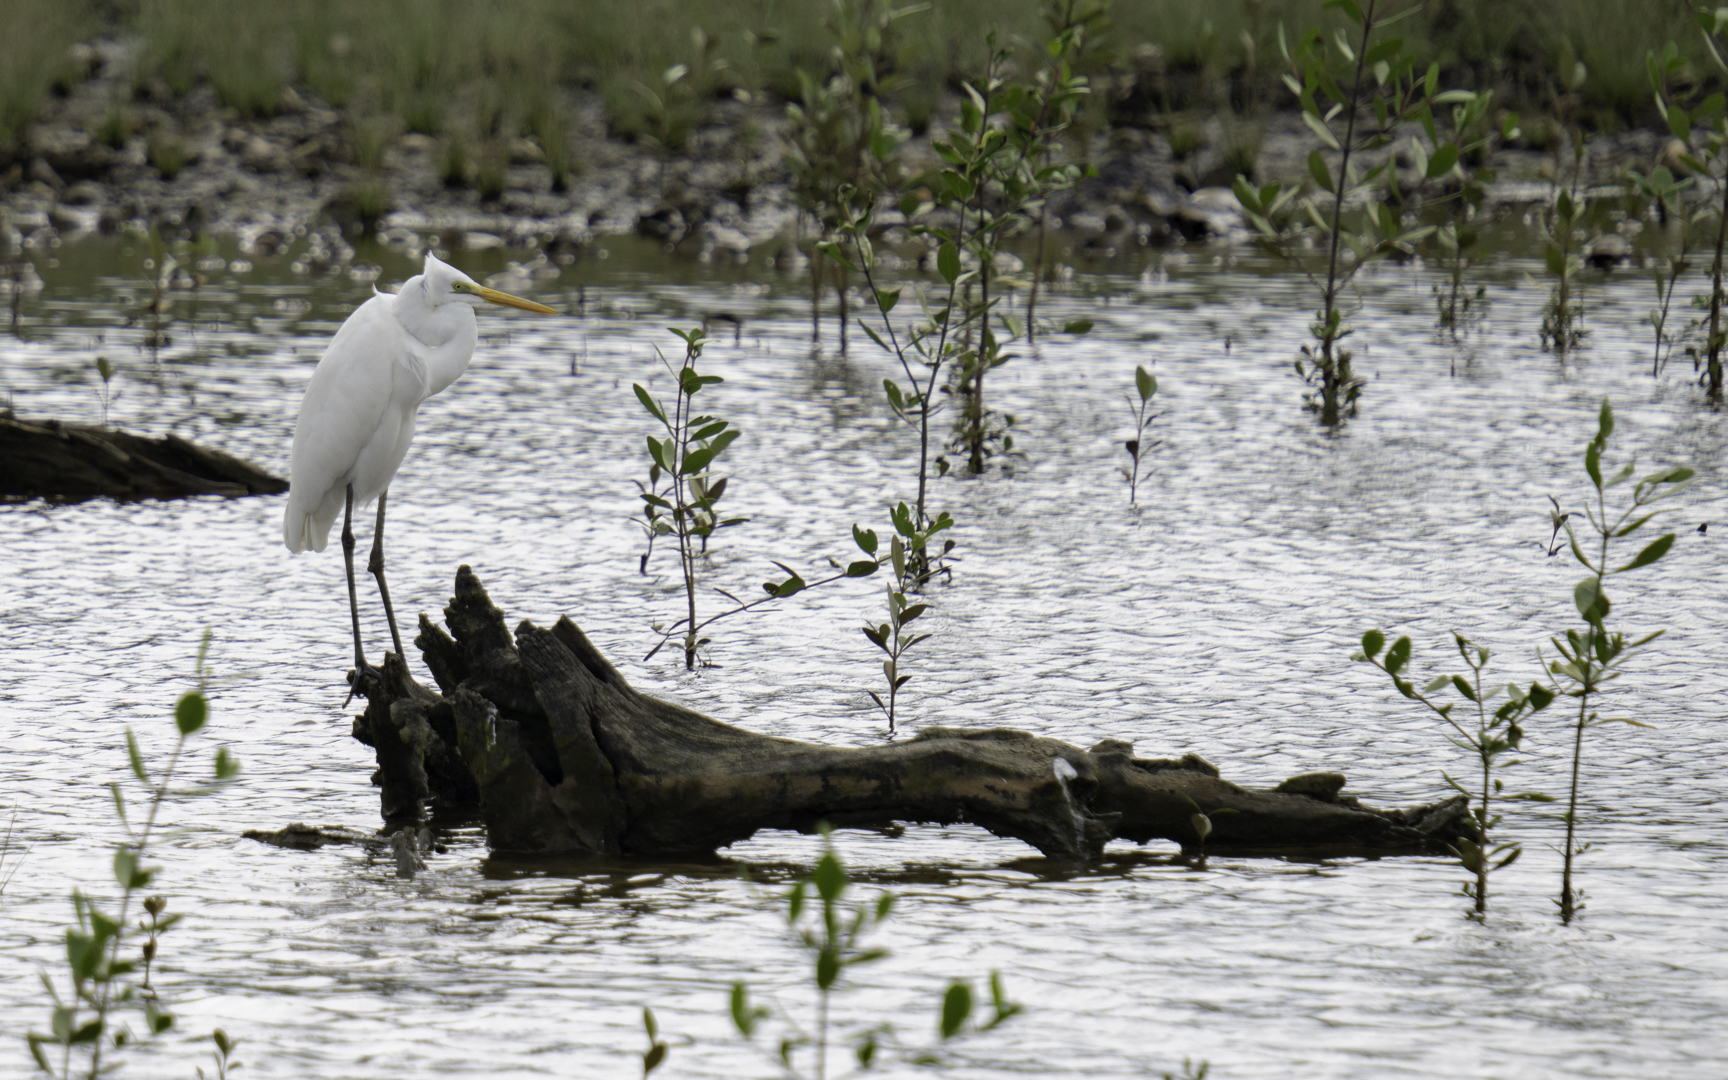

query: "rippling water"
xmin=2 ymin=234 xmax=1726 ymax=1079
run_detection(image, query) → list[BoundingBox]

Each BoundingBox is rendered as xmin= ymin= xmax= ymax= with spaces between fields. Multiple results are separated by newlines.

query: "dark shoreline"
xmin=0 ymin=38 xmax=1690 ymax=260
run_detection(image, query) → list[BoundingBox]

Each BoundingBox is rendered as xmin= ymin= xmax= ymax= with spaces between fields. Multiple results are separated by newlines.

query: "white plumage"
xmin=282 ymin=251 xmax=557 ymax=684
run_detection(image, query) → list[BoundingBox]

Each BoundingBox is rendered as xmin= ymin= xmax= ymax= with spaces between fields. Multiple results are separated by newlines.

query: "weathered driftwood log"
xmin=350 ymin=567 xmax=1470 ymax=860
xmin=1 ymin=414 xmax=288 ymax=501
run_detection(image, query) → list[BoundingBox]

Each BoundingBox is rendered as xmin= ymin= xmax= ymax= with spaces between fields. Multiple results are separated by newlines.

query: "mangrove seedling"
xmin=1661 ymin=25 xmax=1728 ymax=394
xmin=729 ymin=828 xmax=1020 ymax=1078
xmin=28 ymin=630 xmax=241 ymax=1079
xmin=1365 ymin=71 xmax=1517 ymax=337
xmin=1232 ymin=0 xmax=1439 ymax=423
xmin=1121 ymin=364 xmax=1160 ymax=506
xmin=1353 ymin=630 xmax=1555 ymax=917
xmin=94 ymin=356 xmax=115 ymax=427
xmin=640 ymin=1008 xmax=668 ymax=1078
xmin=633 ymin=326 xmax=747 ymax=670
xmin=1024 ymin=0 xmax=1115 ymax=344
xmin=1628 ymin=164 xmax=1697 ymax=376
xmin=1546 ymin=398 xmax=1692 ymax=924
xmin=787 ymin=0 xmax=923 ymax=351
xmin=1417 ymin=93 xmax=1517 ymax=334
xmin=932 ymin=32 xmax=1092 ymax=475
xmin=1535 ymin=129 xmax=1589 ymax=352
xmin=197 ymin=1029 xmax=240 ymax=1080
xmin=861 ymin=502 xmax=953 ymax=733
xmin=641 ymin=518 xmax=887 ymax=664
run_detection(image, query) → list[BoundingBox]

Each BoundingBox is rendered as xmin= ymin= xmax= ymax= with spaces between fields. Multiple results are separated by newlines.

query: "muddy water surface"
xmin=2 ymin=234 xmax=1726 ymax=1079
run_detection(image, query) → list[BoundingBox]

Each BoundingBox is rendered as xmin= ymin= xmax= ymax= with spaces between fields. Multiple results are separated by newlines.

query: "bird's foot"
xmin=342 ymin=660 xmax=387 ymax=707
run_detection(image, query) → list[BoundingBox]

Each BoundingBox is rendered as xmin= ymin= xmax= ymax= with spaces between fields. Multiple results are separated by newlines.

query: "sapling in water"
xmin=1417 ymin=92 xmax=1516 ymax=335
xmin=197 ymin=1029 xmax=240 ymax=1080
xmin=28 ymin=631 xmax=241 ymax=1079
xmin=1628 ymin=164 xmax=1696 ymax=376
xmin=1651 ymin=27 xmax=1728 ymax=394
xmin=642 ymin=520 xmax=888 ymax=665
xmin=927 ymin=33 xmax=1092 ymax=475
xmin=93 ymin=356 xmax=115 ymax=426
xmin=1232 ymin=0 xmax=1439 ymax=423
xmin=640 ymin=1008 xmax=668 ymax=1077
xmin=1545 ymin=398 xmax=1692 ymax=923
xmin=1353 ymin=630 xmax=1555 ymax=917
xmin=786 ymin=0 xmax=923 ymax=351
xmin=1024 ymin=0 xmax=1115 ymax=344
xmin=1536 ymin=130 xmax=1589 ymax=352
xmin=0 ymin=805 xmax=22 ymax=899
xmin=633 ymin=326 xmax=747 ymax=670
xmin=1121 ymin=364 xmax=1159 ymax=506
xmin=728 ymin=828 xmax=1020 ymax=1079
xmin=860 ymin=503 xmax=952 ymax=733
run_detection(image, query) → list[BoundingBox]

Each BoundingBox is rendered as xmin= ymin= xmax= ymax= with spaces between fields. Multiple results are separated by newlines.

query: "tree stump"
xmin=350 ymin=567 xmax=1471 ymax=859
xmin=1 ymin=414 xmax=288 ymax=502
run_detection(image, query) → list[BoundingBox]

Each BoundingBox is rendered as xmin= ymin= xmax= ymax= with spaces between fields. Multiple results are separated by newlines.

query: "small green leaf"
xmin=877 ymin=288 xmax=901 ymax=314
xmin=816 ymin=947 xmax=840 ymax=989
xmin=113 ymin=847 xmax=137 ymax=888
xmin=1135 ymin=366 xmax=1156 ymax=401
xmin=1308 ymin=149 xmax=1334 ymax=192
xmin=1360 ymin=629 xmax=1385 ymax=658
xmin=811 ymin=851 xmax=846 ymax=903
xmin=1426 ymin=142 xmax=1458 ymax=178
xmin=940 ymin=981 xmax=973 ymax=1039
xmin=1385 ymin=636 xmax=1412 ymax=675
xmin=174 ymin=691 xmax=207 ymax=735
xmin=1669 ymin=103 xmax=1693 ymax=141
xmin=1451 ymin=675 xmax=1477 ymax=701
xmin=1064 ymin=319 xmax=1094 ymax=334
xmin=1574 ymin=577 xmax=1611 ymax=624
xmin=731 ymin=983 xmax=758 ymax=1036
xmin=1303 ymin=110 xmax=1341 ymax=150
xmin=1613 ymin=533 xmax=1675 ymax=573
xmin=124 ymin=729 xmax=147 ymax=784
xmin=633 ymin=384 xmax=667 ymax=425
xmin=937 ymin=242 xmax=961 ymax=284
xmin=853 ymin=525 xmax=879 ymax=555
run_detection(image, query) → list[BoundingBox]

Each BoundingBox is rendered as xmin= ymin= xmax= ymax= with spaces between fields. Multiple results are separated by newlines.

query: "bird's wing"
xmin=283 ymin=296 xmax=413 ymax=551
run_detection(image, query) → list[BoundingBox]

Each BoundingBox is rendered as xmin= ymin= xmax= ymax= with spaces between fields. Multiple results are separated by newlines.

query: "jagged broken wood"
xmin=349 ymin=566 xmax=1471 ymax=859
xmin=1 ymin=414 xmax=289 ymax=501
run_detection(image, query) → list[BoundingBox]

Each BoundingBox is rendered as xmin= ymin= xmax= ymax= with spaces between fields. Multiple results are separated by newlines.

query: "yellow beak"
xmin=473 ymin=285 xmax=560 ymax=315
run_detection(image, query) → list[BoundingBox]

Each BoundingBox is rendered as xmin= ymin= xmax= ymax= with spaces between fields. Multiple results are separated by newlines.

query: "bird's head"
xmin=421 ymin=252 xmax=559 ymax=315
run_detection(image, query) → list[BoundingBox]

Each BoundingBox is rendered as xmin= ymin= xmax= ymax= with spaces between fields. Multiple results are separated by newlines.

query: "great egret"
xmin=282 ymin=251 xmax=559 ymax=694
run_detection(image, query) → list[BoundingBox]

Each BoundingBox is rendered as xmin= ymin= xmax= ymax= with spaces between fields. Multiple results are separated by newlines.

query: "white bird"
xmin=283 ymin=252 xmax=558 ymax=694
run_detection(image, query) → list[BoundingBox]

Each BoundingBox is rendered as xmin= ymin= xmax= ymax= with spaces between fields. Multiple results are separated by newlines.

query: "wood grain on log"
xmin=350 ymin=566 xmax=1471 ymax=860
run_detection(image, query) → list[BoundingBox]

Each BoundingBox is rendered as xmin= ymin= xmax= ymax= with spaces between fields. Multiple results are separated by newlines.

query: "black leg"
xmin=367 ymin=489 xmax=405 ymax=661
xmin=340 ymin=483 xmax=378 ymax=702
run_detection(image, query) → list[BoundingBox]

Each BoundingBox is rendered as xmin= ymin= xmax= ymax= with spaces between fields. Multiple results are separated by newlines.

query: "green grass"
xmin=0 ymin=0 xmax=94 ymax=146
xmin=1 ymin=1 xmax=1716 ymax=159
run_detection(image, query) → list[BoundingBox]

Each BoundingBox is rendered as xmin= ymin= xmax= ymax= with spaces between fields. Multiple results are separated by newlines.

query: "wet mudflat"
xmin=2 ymin=236 xmax=1726 ymax=1078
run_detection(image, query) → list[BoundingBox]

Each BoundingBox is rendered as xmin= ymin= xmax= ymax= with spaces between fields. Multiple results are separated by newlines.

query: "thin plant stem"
xmin=1560 ymin=478 xmax=1612 ymax=923
xmin=1317 ymin=0 xmax=1375 ymax=415
xmin=1708 ymin=175 xmax=1728 ymax=394
xmin=85 ymin=732 xmax=188 ymax=1080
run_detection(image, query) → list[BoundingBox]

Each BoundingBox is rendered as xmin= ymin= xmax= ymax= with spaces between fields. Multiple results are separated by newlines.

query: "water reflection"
xmin=1 ymin=235 xmax=1726 ymax=1079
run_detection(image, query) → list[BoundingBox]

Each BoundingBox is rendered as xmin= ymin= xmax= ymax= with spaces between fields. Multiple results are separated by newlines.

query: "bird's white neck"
xmin=391 ymin=274 xmax=479 ymax=399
